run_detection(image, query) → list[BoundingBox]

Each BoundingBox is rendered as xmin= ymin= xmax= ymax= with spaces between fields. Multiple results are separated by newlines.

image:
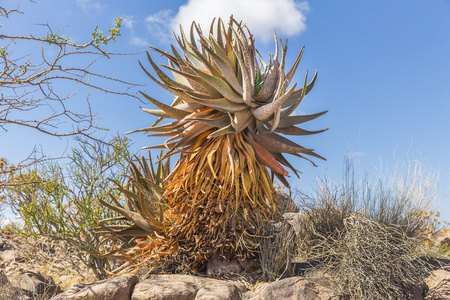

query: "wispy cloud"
xmin=122 ymin=15 xmax=137 ymax=30
xmin=130 ymin=36 xmax=150 ymax=47
xmin=144 ymin=9 xmax=174 ymax=43
xmin=76 ymin=0 xmax=106 ymax=13
xmin=118 ymin=15 xmax=150 ymax=48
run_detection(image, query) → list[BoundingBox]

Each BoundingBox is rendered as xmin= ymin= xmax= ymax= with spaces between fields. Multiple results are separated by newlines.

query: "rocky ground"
xmin=0 ymin=228 xmax=450 ymax=300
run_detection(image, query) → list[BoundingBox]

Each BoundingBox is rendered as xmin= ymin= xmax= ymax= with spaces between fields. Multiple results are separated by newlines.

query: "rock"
xmin=9 ymin=270 xmax=62 ymax=299
xmin=0 ymin=237 xmax=8 ymax=249
xmin=0 ymin=269 xmax=31 ymax=300
xmin=131 ymin=274 xmax=246 ymax=300
xmin=410 ymin=286 xmax=424 ymax=300
xmin=282 ymin=213 xmax=308 ymax=236
xmin=50 ymin=274 xmax=138 ymax=300
xmin=195 ymin=283 xmax=241 ymax=300
xmin=249 ymin=276 xmax=338 ymax=300
xmin=206 ymin=252 xmax=242 ymax=276
xmin=431 ymin=228 xmax=450 ymax=248
xmin=276 ymin=191 xmax=299 ymax=213
xmin=132 ymin=278 xmax=197 ymax=300
xmin=425 ymin=267 xmax=450 ymax=299
xmin=0 ymin=249 xmax=24 ymax=265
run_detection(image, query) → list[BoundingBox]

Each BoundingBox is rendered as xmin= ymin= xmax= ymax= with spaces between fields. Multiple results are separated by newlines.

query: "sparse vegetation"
xmin=0 ymin=8 xmax=448 ymax=299
xmin=290 ymin=159 xmax=441 ymax=299
xmin=0 ymin=269 xmax=29 ymax=300
xmin=1 ymin=135 xmax=134 ymax=279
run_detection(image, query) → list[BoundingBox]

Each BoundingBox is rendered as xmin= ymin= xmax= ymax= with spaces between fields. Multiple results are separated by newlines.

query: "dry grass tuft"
xmin=262 ymin=158 xmax=442 ymax=299
xmin=0 ymin=270 xmax=29 ymax=300
xmin=20 ymin=240 xmax=97 ymax=291
xmin=258 ymin=218 xmax=296 ymax=281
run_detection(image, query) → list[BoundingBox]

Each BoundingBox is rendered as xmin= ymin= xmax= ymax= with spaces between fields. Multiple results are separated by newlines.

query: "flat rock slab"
xmin=248 ymin=276 xmax=338 ymax=300
xmin=425 ymin=267 xmax=450 ymax=299
xmin=50 ymin=274 xmax=138 ymax=300
xmin=0 ymin=249 xmax=24 ymax=265
xmin=131 ymin=274 xmax=245 ymax=300
xmin=9 ymin=270 xmax=62 ymax=299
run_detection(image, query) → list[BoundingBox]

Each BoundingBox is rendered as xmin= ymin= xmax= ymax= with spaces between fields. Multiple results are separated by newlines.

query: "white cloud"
xmin=130 ymin=36 xmax=149 ymax=47
xmin=145 ymin=9 xmax=174 ymax=24
xmin=122 ymin=15 xmax=137 ymax=31
xmin=170 ymin=0 xmax=309 ymax=43
xmin=76 ymin=0 xmax=106 ymax=13
xmin=144 ymin=9 xmax=175 ymax=43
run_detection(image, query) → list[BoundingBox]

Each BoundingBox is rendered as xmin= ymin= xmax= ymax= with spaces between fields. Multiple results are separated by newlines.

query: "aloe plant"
xmin=97 ymin=17 xmax=327 ymax=272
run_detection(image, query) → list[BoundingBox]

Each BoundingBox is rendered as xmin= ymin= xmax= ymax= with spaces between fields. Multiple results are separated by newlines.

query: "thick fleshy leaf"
xmin=172 ymin=122 xmax=214 ymax=150
xmin=180 ymin=27 xmax=224 ymax=79
xmin=140 ymin=102 xmax=197 ymax=119
xmin=148 ymin=46 xmax=178 ymax=65
xmin=231 ymin=109 xmax=253 ymax=133
xmin=140 ymin=139 xmax=184 ymax=150
xmin=188 ymin=97 xmax=247 ymax=113
xmin=191 ymin=67 xmax=245 ymax=104
xmin=232 ymin=44 xmax=254 ymax=106
xmin=188 ymin=114 xmax=230 ymax=128
xmin=140 ymin=108 xmax=169 ymax=118
xmin=231 ymin=19 xmax=256 ymax=86
xmin=139 ymin=92 xmax=190 ymax=120
xmin=175 ymin=29 xmax=205 ymax=70
xmin=275 ymin=126 xmax=329 ymax=136
xmin=274 ymin=172 xmax=290 ymax=189
xmin=269 ymin=106 xmax=281 ymax=133
xmin=253 ymin=61 xmax=279 ymax=102
xmin=301 ymin=151 xmax=327 ymax=161
xmin=274 ymin=39 xmax=287 ymax=99
xmin=208 ymin=34 xmax=232 ymax=67
xmin=252 ymin=84 xmax=296 ymax=121
xmin=202 ymin=44 xmax=243 ymax=95
xmin=163 ymin=64 xmax=222 ymax=98
xmin=251 ymin=132 xmax=313 ymax=154
xmin=144 ymin=52 xmax=192 ymax=92
xmin=272 ymin=152 xmax=300 ymax=178
xmin=284 ymin=46 xmax=305 ymax=87
xmin=207 ymin=124 xmax=235 ymax=138
xmin=244 ymin=136 xmax=288 ymax=176
xmin=168 ymin=60 xmax=193 ymax=89
xmin=169 ymin=45 xmax=213 ymax=94
xmin=276 ymin=111 xmax=328 ymax=128
xmin=126 ymin=121 xmax=183 ymax=134
xmin=280 ymin=71 xmax=318 ymax=118
xmin=280 ymin=88 xmax=304 ymax=110
xmin=98 ymin=197 xmax=158 ymax=234
xmin=140 ymin=60 xmax=197 ymax=104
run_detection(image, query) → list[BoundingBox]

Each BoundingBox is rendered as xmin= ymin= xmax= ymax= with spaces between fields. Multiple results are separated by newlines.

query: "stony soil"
xmin=0 ymin=228 xmax=449 ymax=300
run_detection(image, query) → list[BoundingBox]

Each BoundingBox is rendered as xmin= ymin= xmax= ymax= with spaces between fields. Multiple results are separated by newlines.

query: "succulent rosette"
xmin=97 ymin=17 xmax=327 ymax=270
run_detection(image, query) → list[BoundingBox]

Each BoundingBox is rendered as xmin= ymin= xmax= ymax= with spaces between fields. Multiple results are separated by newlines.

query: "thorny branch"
xmin=0 ymin=2 xmax=144 ymax=139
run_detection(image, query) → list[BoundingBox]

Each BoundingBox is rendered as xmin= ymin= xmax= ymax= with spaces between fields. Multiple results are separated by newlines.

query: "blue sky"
xmin=1 ymin=0 xmax=450 ymax=221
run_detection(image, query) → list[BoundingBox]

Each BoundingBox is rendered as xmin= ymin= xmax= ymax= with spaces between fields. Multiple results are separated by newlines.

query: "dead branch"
xmin=0 ymin=2 xmax=144 ymax=139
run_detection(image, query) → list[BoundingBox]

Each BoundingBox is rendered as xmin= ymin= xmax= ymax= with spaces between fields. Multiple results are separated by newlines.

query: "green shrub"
xmin=438 ymin=238 xmax=450 ymax=256
xmin=293 ymin=158 xmax=440 ymax=299
xmin=1 ymin=135 xmax=134 ymax=279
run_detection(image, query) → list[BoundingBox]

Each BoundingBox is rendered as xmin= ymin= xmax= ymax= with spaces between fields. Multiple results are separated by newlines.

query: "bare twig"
xmin=0 ymin=2 xmax=144 ymax=138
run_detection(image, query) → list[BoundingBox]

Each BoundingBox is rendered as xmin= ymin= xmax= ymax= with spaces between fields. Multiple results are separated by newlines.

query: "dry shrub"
xmin=293 ymin=158 xmax=440 ymax=299
xmin=0 ymin=270 xmax=29 ymax=300
xmin=258 ymin=219 xmax=296 ymax=281
xmin=18 ymin=237 xmax=98 ymax=291
xmin=257 ymin=187 xmax=299 ymax=281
